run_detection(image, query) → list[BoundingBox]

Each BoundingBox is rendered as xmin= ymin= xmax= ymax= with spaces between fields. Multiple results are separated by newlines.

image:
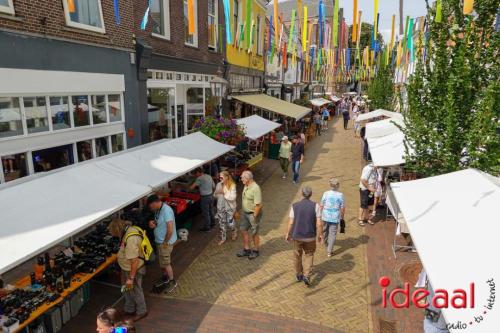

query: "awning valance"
xmin=367 ymin=131 xmax=407 ymax=167
xmin=357 ymin=109 xmax=403 ymax=122
xmin=309 ymin=98 xmax=332 ymax=107
xmin=0 ymin=132 xmax=233 ymax=274
xmin=231 ymin=94 xmax=311 ymax=120
xmin=365 ymin=117 xmax=404 ymax=139
xmin=236 ymin=115 xmax=281 ymax=140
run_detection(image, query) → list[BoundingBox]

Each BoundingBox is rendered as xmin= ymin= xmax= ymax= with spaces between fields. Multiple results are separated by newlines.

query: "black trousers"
xmin=343 ymin=118 xmax=349 ymax=129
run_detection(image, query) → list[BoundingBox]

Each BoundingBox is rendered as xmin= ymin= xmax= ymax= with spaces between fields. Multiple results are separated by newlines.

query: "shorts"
xmin=359 ymin=189 xmax=374 ymax=209
xmin=323 ymin=116 xmax=329 ymax=121
xmin=156 ymin=242 xmax=173 ymax=267
xmin=240 ymin=212 xmax=262 ymax=236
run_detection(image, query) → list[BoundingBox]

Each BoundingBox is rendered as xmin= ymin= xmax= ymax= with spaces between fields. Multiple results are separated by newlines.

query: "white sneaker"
xmin=282 ymin=174 xmax=286 ymax=179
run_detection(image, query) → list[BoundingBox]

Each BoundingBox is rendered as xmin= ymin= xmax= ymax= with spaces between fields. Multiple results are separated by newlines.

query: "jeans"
xmin=121 ymin=268 xmax=147 ymax=315
xmin=201 ymin=195 xmax=215 ymax=228
xmin=316 ymin=124 xmax=321 ymax=136
xmin=323 ymin=222 xmax=338 ymax=254
xmin=292 ymin=160 xmax=301 ymax=183
xmin=279 ymin=157 xmax=290 ymax=175
xmin=293 ymin=240 xmax=316 ymax=278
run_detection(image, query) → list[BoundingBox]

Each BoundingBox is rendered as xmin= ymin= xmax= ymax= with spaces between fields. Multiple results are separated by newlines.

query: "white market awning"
xmin=391 ymin=169 xmax=500 ymax=332
xmin=0 ymin=132 xmax=233 ymax=274
xmin=357 ymin=109 xmax=403 ymax=122
xmin=309 ymin=98 xmax=332 ymax=107
xmin=236 ymin=115 xmax=281 ymax=141
xmin=365 ymin=117 xmax=404 ymax=139
xmin=231 ymin=94 xmax=311 ymax=120
xmin=367 ymin=131 xmax=406 ymax=167
xmin=330 ymin=96 xmax=341 ymax=102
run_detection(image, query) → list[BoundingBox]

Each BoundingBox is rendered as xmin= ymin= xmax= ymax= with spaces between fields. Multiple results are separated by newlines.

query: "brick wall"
xmin=0 ymin=0 xmax=134 ymax=50
xmin=134 ymin=0 xmax=224 ymax=68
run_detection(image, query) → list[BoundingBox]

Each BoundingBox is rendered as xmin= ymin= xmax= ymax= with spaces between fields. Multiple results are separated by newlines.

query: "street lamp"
xmin=210 ymin=69 xmax=229 ymax=118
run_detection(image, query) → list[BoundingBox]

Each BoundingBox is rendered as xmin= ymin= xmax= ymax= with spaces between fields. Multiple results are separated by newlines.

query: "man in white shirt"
xmin=358 ymin=163 xmax=377 ymax=226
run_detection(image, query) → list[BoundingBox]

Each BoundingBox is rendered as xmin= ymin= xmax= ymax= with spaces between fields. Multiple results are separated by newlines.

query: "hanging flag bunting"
xmin=332 ymin=0 xmax=339 ymax=48
xmin=113 ymin=0 xmax=121 ymax=25
xmin=407 ymin=18 xmax=414 ymax=62
xmin=302 ymin=6 xmax=308 ymax=51
xmin=390 ymin=14 xmax=395 ymax=50
xmin=67 ymin=0 xmax=75 ymax=13
xmin=373 ymin=0 xmax=379 ymax=42
xmin=288 ymin=9 xmax=296 ymax=53
xmin=318 ymin=0 xmax=324 ymax=48
xmin=140 ymin=0 xmax=152 ymax=30
xmin=463 ymin=0 xmax=474 ymax=15
xmin=346 ymin=48 xmax=351 ymax=70
xmin=247 ymin=19 xmax=255 ymax=53
xmin=223 ymin=0 xmax=232 ymax=44
xmin=267 ymin=15 xmax=272 ymax=53
xmin=435 ymin=0 xmax=442 ymax=22
xmin=352 ymin=0 xmax=358 ymax=42
xmin=297 ymin=0 xmax=303 ymax=32
xmin=188 ymin=0 xmax=195 ymax=35
xmin=273 ymin=0 xmax=279 ymax=48
xmin=245 ymin=0 xmax=252 ymax=49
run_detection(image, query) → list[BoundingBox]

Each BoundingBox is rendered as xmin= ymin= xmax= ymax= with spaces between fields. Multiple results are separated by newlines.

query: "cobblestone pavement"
xmin=160 ymin=118 xmax=372 ymax=333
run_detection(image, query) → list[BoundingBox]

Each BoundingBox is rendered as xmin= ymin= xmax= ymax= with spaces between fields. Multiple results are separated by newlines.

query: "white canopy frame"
xmin=236 ymin=115 xmax=281 ymax=141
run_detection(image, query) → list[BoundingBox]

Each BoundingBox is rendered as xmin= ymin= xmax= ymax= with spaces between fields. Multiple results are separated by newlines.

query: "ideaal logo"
xmin=379 ymin=276 xmax=496 ymax=330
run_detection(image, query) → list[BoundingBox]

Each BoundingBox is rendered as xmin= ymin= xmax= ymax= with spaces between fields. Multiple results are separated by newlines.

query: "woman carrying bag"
xmin=214 ymin=171 xmax=238 ymax=245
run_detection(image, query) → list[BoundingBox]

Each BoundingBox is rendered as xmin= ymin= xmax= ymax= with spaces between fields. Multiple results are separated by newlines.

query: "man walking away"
xmin=148 ymin=194 xmax=178 ymax=292
xmin=291 ymin=136 xmax=304 ymax=184
xmin=109 ymin=219 xmax=148 ymax=322
xmin=286 ymin=186 xmax=322 ymax=287
xmin=320 ymin=178 xmax=345 ymax=257
xmin=342 ymin=99 xmax=350 ymax=130
xmin=237 ymin=171 xmax=263 ymax=260
xmin=322 ymin=107 xmax=330 ymax=131
xmin=278 ymin=136 xmax=292 ymax=179
xmin=314 ymin=112 xmax=322 ymax=136
xmin=190 ymin=168 xmax=215 ymax=232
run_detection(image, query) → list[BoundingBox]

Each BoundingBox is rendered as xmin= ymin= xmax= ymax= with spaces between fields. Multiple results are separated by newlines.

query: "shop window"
xmin=76 ymin=140 xmax=93 ymax=162
xmin=148 ymin=88 xmax=175 ymax=141
xmin=207 ymin=0 xmax=217 ymax=50
xmin=111 ymin=133 xmax=125 ymax=153
xmin=32 ymin=144 xmax=74 ymax=173
xmin=0 ymin=0 xmax=14 ymax=15
xmin=0 ymin=97 xmax=22 ymax=138
xmin=49 ymin=96 xmax=71 ymax=130
xmin=95 ymin=136 xmax=109 ymax=157
xmin=183 ymin=0 xmax=198 ymax=47
xmin=91 ymin=95 xmax=107 ymax=124
xmin=151 ymin=0 xmax=170 ymax=40
xmin=63 ymin=0 xmax=105 ymax=33
xmin=72 ymin=95 xmax=90 ymax=127
xmin=108 ymin=94 xmax=122 ymax=122
xmin=24 ymin=97 xmax=49 ymax=134
xmin=2 ymin=153 xmax=28 ymax=183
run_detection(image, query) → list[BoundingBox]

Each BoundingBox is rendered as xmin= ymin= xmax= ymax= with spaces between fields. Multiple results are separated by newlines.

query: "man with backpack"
xmin=108 ymin=218 xmax=148 ymax=322
xmin=147 ymin=194 xmax=178 ymax=292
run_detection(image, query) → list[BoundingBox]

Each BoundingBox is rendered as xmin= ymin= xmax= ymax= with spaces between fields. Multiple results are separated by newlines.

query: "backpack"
xmin=123 ymin=226 xmax=154 ymax=262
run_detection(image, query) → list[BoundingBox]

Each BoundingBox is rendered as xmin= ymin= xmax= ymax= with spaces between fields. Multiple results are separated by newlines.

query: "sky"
xmin=278 ymin=0 xmax=429 ymax=42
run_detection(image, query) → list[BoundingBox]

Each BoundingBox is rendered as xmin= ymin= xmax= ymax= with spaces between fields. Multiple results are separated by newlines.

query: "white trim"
xmin=61 ymin=0 xmax=106 ymax=34
xmin=0 ymin=0 xmax=14 ymax=15
xmin=151 ymin=0 xmax=171 ymax=40
xmin=184 ymin=0 xmax=198 ymax=47
xmin=0 ymin=68 xmax=125 ymax=95
xmin=0 ymin=161 xmax=4 ymax=183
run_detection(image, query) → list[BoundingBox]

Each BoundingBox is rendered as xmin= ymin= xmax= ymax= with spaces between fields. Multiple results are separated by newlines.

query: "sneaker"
xmin=282 ymin=174 xmax=286 ymax=179
xmin=166 ymin=279 xmax=178 ymax=293
xmin=327 ymin=253 xmax=333 ymax=258
xmin=303 ymin=276 xmax=311 ymax=287
xmin=248 ymin=250 xmax=260 ymax=260
xmin=199 ymin=227 xmax=211 ymax=232
xmin=236 ymin=249 xmax=251 ymax=257
xmin=296 ymin=274 xmax=304 ymax=282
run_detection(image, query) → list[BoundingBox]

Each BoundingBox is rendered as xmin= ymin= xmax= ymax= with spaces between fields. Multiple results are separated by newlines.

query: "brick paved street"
xmin=160 ymin=118 xmax=373 ymax=332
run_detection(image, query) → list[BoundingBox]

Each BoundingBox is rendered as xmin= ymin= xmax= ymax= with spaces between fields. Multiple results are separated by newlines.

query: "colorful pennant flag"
xmin=352 ymin=0 xmax=358 ymax=42
xmin=140 ymin=0 xmax=152 ymax=30
xmin=114 ymin=0 xmax=121 ymax=25
xmin=288 ymin=9 xmax=296 ymax=53
xmin=463 ymin=0 xmax=474 ymax=15
xmin=223 ymin=0 xmax=232 ymax=44
xmin=273 ymin=0 xmax=279 ymax=49
xmin=187 ymin=0 xmax=195 ymax=35
xmin=67 ymin=0 xmax=75 ymax=13
xmin=436 ymin=0 xmax=442 ymax=23
xmin=245 ymin=0 xmax=252 ymax=49
xmin=302 ymin=6 xmax=308 ymax=51
xmin=332 ymin=0 xmax=339 ymax=48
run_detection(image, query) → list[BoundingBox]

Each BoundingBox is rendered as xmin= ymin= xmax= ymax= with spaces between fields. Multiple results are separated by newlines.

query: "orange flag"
xmin=463 ymin=0 xmax=474 ymax=14
xmin=188 ymin=0 xmax=195 ymax=34
xmin=67 ymin=0 xmax=75 ymax=13
xmin=352 ymin=0 xmax=358 ymax=42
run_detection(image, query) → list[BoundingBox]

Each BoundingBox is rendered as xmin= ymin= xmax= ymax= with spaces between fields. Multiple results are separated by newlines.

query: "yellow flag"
xmin=373 ymin=0 xmax=379 ymax=36
xmin=188 ymin=0 xmax=195 ymax=34
xmin=463 ymin=0 xmax=474 ymax=14
xmin=302 ymin=6 xmax=308 ymax=51
xmin=352 ymin=0 xmax=358 ymax=42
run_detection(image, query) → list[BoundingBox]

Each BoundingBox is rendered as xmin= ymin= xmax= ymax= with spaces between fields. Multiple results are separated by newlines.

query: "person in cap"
xmin=286 ymin=186 xmax=322 ymax=287
xmin=147 ymin=194 xmax=178 ymax=292
xmin=320 ymin=178 xmax=345 ymax=257
xmin=278 ymin=135 xmax=292 ymax=179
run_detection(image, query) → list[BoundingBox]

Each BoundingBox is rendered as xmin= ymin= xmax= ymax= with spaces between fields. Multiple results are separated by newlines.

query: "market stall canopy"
xmin=231 ymin=94 xmax=311 ymax=120
xmin=309 ymin=98 xmax=332 ymax=107
xmin=330 ymin=96 xmax=341 ymax=102
xmin=365 ymin=117 xmax=404 ymax=139
xmin=357 ymin=109 xmax=403 ymax=122
xmin=0 ymin=132 xmax=233 ymax=274
xmin=390 ymin=169 xmax=500 ymax=332
xmin=367 ymin=131 xmax=407 ymax=167
xmin=236 ymin=115 xmax=280 ymax=141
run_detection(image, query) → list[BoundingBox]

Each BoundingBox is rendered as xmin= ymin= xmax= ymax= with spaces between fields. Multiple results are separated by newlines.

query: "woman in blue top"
xmin=320 ymin=178 xmax=346 ymax=257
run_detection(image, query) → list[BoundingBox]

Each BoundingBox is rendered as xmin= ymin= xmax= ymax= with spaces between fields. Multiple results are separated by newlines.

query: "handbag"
xmin=340 ymin=219 xmax=346 ymax=233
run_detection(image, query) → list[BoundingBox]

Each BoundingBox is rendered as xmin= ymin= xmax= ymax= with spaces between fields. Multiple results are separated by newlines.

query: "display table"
xmin=12 ymin=254 xmax=117 ymax=332
xmin=246 ymin=152 xmax=263 ymax=169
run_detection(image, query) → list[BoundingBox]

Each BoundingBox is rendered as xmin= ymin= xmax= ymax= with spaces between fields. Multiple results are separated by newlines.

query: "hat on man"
xmin=282 ymin=136 xmax=289 ymax=141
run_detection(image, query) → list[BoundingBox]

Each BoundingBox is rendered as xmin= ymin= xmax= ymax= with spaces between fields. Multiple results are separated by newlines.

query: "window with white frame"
xmin=63 ymin=0 xmax=105 ymax=33
xmin=0 ymin=0 xmax=15 ymax=15
xmin=151 ymin=0 xmax=170 ymax=39
xmin=207 ymin=0 xmax=217 ymax=50
xmin=108 ymin=94 xmax=122 ymax=122
xmin=183 ymin=0 xmax=198 ymax=47
xmin=0 ymin=97 xmax=22 ymax=138
xmin=23 ymin=97 xmax=50 ymax=134
xmin=91 ymin=95 xmax=107 ymax=124
xmin=256 ymin=15 xmax=263 ymax=55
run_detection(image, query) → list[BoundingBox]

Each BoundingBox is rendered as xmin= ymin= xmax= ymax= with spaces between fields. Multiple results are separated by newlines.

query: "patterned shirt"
xmin=321 ymin=190 xmax=345 ymax=223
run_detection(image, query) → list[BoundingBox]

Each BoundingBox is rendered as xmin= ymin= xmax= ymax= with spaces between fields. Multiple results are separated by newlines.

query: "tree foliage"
xmin=401 ymin=0 xmax=500 ymax=177
xmin=367 ymin=66 xmax=394 ymax=111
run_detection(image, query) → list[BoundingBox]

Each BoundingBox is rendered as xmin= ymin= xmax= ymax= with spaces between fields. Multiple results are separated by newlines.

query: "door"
xmin=176 ymin=105 xmax=185 ymax=137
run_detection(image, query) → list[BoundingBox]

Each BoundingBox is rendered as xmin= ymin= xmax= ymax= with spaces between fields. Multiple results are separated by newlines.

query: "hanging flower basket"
xmin=192 ymin=116 xmax=246 ymax=145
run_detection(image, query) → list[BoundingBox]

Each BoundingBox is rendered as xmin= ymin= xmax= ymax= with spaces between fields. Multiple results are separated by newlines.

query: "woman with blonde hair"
xmin=214 ymin=170 xmax=238 ymax=245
